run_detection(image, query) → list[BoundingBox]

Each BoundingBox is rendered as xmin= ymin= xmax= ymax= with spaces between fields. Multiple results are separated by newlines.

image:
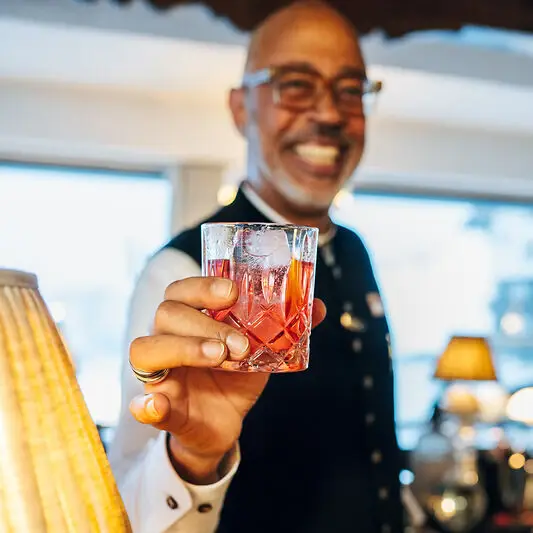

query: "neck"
xmin=245 ymin=179 xmax=333 ymax=234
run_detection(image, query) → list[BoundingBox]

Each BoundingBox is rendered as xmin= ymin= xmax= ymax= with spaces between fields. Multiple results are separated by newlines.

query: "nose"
xmin=311 ymin=88 xmax=344 ymax=127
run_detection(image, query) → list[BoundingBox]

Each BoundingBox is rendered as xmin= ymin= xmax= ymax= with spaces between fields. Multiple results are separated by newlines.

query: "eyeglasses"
xmin=242 ymin=64 xmax=382 ymax=116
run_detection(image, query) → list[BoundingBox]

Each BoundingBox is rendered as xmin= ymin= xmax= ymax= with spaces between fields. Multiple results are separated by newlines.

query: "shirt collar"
xmin=240 ymin=182 xmax=336 ymax=247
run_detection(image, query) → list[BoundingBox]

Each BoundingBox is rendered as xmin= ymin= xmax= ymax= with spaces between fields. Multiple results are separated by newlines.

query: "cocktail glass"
xmin=201 ymin=222 xmax=318 ymax=373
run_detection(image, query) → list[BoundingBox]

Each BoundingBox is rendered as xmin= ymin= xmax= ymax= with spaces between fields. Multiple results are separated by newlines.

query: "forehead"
xmin=256 ymin=19 xmax=364 ymax=77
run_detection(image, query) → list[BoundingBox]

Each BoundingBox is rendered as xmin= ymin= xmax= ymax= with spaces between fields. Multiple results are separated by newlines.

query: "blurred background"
xmin=2 ymin=0 xmax=533 ymax=531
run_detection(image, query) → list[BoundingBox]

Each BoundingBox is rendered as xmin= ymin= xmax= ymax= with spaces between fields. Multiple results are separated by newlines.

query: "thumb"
xmin=129 ymin=392 xmax=171 ymax=425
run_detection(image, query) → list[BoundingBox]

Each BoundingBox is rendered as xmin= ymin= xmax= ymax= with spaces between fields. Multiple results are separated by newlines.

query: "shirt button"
xmin=352 ymin=339 xmax=362 ymax=353
xmin=198 ymin=503 xmax=213 ymax=513
xmin=378 ymin=487 xmax=389 ymax=500
xmin=371 ymin=450 xmax=383 ymax=464
xmin=365 ymin=412 xmax=376 ymax=425
xmin=166 ymin=496 xmax=178 ymax=510
xmin=363 ymin=375 xmax=373 ymax=389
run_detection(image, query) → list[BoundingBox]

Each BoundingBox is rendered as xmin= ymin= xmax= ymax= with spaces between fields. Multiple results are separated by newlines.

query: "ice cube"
xmin=244 ymin=229 xmax=291 ymax=265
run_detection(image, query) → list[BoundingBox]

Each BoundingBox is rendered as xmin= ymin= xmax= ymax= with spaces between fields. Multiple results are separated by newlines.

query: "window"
xmin=332 ymin=192 xmax=533 ymax=450
xmin=0 ymin=162 xmax=171 ymax=427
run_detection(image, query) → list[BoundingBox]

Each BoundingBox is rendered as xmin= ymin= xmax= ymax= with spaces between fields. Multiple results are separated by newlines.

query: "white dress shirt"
xmin=108 ymin=184 xmax=335 ymax=533
xmin=108 ymin=248 xmax=238 ymax=533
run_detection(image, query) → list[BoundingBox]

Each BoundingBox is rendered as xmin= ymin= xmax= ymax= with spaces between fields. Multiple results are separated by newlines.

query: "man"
xmin=108 ymin=2 xmax=404 ymax=532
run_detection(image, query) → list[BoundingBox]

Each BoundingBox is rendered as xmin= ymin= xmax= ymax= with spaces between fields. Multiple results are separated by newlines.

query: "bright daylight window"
xmin=333 ymin=192 xmax=533 ymax=450
xmin=0 ymin=162 xmax=171 ymax=428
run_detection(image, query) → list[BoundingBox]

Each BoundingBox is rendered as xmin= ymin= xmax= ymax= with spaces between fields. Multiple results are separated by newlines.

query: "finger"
xmin=129 ymin=392 xmax=171 ymax=425
xmin=130 ymin=333 xmax=248 ymax=372
xmin=164 ymin=277 xmax=238 ymax=310
xmin=311 ymin=298 xmax=327 ymax=328
xmin=154 ymin=300 xmax=249 ymax=354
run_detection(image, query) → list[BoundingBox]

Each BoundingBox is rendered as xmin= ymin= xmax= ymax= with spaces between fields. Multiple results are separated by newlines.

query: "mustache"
xmin=286 ymin=123 xmax=356 ymax=147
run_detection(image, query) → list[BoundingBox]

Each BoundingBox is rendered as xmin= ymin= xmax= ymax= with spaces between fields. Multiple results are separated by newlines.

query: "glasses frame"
xmin=242 ymin=65 xmax=383 ymax=115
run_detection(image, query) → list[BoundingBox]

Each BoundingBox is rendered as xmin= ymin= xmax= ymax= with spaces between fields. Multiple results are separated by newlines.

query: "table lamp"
xmin=435 ymin=336 xmax=497 ymax=418
xmin=429 ymin=336 xmax=497 ymax=532
xmin=506 ymin=387 xmax=533 ymax=426
xmin=0 ymin=269 xmax=131 ymax=532
xmin=434 ymin=336 xmax=498 ymax=383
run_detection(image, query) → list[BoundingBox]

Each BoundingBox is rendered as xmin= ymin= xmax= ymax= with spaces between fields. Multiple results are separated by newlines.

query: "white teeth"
xmin=294 ymin=144 xmax=339 ymax=166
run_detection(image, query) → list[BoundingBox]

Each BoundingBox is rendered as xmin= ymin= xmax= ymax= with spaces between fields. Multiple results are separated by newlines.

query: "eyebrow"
xmin=272 ymin=61 xmax=367 ymax=79
xmin=272 ymin=61 xmax=318 ymax=73
xmin=337 ymin=66 xmax=367 ymax=79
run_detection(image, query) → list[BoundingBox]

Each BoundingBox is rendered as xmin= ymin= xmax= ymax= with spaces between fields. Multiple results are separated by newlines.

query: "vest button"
xmin=352 ymin=339 xmax=363 ymax=353
xmin=386 ymin=334 xmax=393 ymax=359
xmin=340 ymin=312 xmax=366 ymax=332
xmin=378 ymin=487 xmax=389 ymax=500
xmin=366 ymin=412 xmax=376 ymax=425
xmin=198 ymin=503 xmax=213 ymax=513
xmin=363 ymin=375 xmax=374 ymax=389
xmin=166 ymin=496 xmax=178 ymax=510
xmin=371 ymin=450 xmax=382 ymax=464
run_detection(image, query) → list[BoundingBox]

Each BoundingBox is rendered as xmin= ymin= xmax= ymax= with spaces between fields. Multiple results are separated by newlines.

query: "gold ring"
xmin=130 ymin=362 xmax=170 ymax=385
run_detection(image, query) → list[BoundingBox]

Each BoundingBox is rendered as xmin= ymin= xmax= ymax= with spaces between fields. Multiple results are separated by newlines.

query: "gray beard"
xmin=273 ymin=176 xmax=334 ymax=211
xmin=248 ymin=147 xmax=342 ymax=212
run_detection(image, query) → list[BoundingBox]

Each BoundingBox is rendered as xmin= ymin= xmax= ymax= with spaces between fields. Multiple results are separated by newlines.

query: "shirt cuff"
xmin=181 ymin=441 xmax=240 ymax=505
xmin=129 ymin=431 xmax=240 ymax=533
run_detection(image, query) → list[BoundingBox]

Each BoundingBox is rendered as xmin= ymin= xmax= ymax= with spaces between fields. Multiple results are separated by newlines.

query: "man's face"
xmin=234 ymin=14 xmax=367 ymax=212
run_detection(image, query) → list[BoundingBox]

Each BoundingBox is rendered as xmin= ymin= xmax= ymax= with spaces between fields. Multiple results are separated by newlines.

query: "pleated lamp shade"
xmin=434 ymin=335 xmax=497 ymax=382
xmin=0 ymin=269 xmax=131 ymax=533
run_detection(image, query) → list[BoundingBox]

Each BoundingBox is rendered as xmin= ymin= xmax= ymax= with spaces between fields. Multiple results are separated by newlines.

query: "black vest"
xmin=165 ymin=188 xmax=404 ymax=533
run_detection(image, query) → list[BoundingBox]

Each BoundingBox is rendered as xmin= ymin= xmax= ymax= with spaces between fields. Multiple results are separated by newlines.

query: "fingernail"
xmin=226 ymin=332 xmax=249 ymax=355
xmin=212 ymin=278 xmax=233 ymax=299
xmin=202 ymin=340 xmax=226 ymax=361
xmin=145 ymin=395 xmax=158 ymax=418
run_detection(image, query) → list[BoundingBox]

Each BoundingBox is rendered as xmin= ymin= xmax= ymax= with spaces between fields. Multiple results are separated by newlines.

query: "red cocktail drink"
xmin=202 ymin=223 xmax=318 ymax=372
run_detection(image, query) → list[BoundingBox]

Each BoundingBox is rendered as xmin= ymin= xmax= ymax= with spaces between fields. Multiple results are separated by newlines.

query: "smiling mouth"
xmin=291 ymin=142 xmax=346 ymax=177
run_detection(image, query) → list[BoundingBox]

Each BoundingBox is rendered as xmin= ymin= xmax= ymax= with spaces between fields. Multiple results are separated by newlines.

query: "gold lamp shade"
xmin=0 ymin=269 xmax=131 ymax=532
xmin=434 ymin=335 xmax=497 ymax=381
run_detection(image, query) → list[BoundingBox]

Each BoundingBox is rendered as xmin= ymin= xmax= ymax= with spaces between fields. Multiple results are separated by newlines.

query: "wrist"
xmin=166 ymin=433 xmax=229 ymax=485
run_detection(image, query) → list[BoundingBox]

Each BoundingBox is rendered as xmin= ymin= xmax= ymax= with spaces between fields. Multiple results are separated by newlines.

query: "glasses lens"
xmin=275 ymin=71 xmax=319 ymax=109
xmin=335 ymin=77 xmax=365 ymax=114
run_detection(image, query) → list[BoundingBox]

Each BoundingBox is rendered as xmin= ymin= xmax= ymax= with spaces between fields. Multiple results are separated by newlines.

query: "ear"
xmin=228 ymin=87 xmax=247 ymax=137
